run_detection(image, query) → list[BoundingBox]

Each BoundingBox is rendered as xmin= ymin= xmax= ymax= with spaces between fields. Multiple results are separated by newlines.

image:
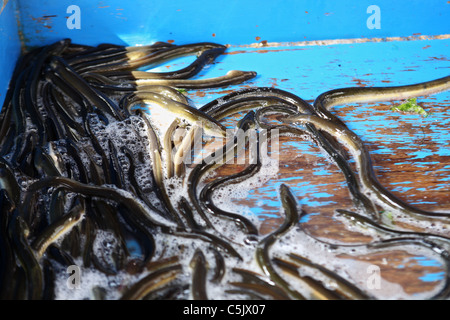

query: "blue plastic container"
xmin=1 ymin=0 xmax=450 ymax=107
xmin=1 ymin=0 xmax=450 ymax=299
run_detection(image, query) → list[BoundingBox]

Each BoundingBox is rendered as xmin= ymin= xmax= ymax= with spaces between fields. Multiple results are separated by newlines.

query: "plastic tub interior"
xmin=2 ymin=0 xmax=449 ymax=107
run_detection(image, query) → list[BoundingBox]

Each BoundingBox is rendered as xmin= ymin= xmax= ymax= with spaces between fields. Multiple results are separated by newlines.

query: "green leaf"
xmin=390 ymin=98 xmax=430 ymax=117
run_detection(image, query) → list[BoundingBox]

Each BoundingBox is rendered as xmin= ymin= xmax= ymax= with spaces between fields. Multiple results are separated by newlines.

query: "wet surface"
xmin=151 ymin=38 xmax=450 ymax=297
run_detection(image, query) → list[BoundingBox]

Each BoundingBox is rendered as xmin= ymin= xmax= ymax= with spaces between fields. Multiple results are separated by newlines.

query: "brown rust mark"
xmin=351 ymin=78 xmax=371 ymax=87
xmin=167 ymin=40 xmax=175 ymax=44
xmin=182 ymin=76 xmax=450 ymax=300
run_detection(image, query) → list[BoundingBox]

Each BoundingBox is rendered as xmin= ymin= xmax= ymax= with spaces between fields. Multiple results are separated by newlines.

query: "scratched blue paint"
xmin=10 ymin=0 xmax=450 ymax=50
xmin=416 ymin=201 xmax=439 ymax=205
xmin=390 ymin=181 xmax=413 ymax=185
xmin=185 ymin=39 xmax=450 ymax=109
xmin=411 ymin=149 xmax=434 ymax=159
xmin=0 ymin=0 xmax=21 ymax=109
xmin=312 ymin=192 xmax=334 ymax=198
xmin=145 ymin=36 xmax=450 ymax=212
xmin=419 ymin=272 xmax=446 ymax=283
xmin=303 ymin=199 xmax=337 ymax=206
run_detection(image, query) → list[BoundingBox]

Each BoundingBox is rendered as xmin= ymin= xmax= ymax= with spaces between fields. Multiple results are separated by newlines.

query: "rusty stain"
xmin=260 ymin=40 xmax=268 ymax=46
xmin=0 ymin=0 xmax=8 ymax=15
xmin=269 ymin=78 xmax=279 ymax=88
xmin=422 ymin=45 xmax=431 ymax=49
xmin=255 ymin=36 xmax=261 ymax=41
xmin=30 ymin=14 xmax=56 ymax=31
xmin=167 ymin=40 xmax=175 ymax=44
xmin=199 ymin=93 xmax=450 ymax=269
xmin=212 ymin=33 xmax=216 ymax=37
xmin=305 ymin=11 xmax=309 ymax=14
xmin=351 ymin=78 xmax=370 ymax=87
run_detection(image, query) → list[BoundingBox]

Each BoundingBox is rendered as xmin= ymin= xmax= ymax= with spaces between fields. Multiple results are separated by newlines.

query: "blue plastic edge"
xmin=0 ymin=0 xmax=22 ymax=109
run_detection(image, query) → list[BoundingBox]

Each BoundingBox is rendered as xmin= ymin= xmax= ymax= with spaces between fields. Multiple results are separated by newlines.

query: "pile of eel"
xmin=0 ymin=38 xmax=449 ymax=300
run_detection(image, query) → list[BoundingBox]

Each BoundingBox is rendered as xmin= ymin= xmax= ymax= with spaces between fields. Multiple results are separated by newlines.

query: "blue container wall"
xmin=0 ymin=0 xmax=21 ymax=108
xmin=12 ymin=0 xmax=450 ymax=48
